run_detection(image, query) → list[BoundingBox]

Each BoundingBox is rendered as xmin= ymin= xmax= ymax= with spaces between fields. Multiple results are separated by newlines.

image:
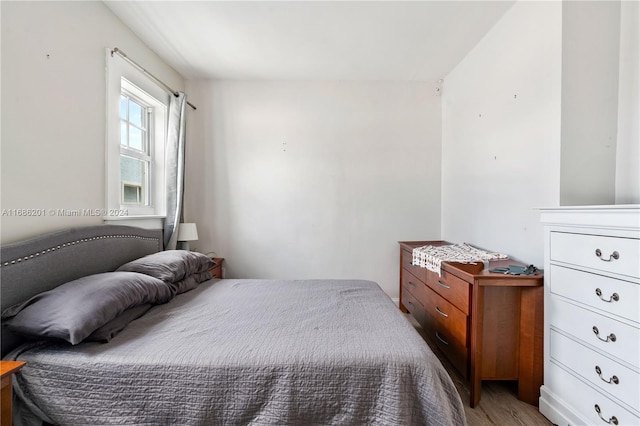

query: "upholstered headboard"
xmin=0 ymin=225 xmax=163 ymax=356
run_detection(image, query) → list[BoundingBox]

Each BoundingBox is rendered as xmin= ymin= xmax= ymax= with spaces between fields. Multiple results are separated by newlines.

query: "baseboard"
xmin=391 ymin=297 xmax=399 ymax=307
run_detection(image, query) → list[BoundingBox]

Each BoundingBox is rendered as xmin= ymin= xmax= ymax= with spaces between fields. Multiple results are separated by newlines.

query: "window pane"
xmin=120 ymin=155 xmax=147 ymax=205
xmin=120 ymin=96 xmax=127 ymax=119
xmin=120 ymin=121 xmax=127 ymax=147
xmin=129 ymin=126 xmax=143 ymax=151
xmin=129 ymin=100 xmax=143 ymax=127
xmin=123 ymin=185 xmax=142 ymax=204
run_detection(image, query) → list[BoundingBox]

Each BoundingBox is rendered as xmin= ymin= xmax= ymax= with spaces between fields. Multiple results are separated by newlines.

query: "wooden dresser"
xmin=539 ymin=206 xmax=640 ymax=426
xmin=399 ymin=241 xmax=544 ymax=408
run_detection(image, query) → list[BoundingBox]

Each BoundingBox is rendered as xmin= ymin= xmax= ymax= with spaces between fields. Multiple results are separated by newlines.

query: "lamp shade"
xmin=177 ymin=223 xmax=198 ymax=242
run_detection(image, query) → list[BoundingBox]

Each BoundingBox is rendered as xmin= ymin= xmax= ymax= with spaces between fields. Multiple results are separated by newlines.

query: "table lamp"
xmin=177 ymin=223 xmax=198 ymax=251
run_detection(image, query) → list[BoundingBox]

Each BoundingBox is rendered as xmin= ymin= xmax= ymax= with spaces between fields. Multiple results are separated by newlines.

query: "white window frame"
xmin=106 ymin=49 xmax=168 ymax=222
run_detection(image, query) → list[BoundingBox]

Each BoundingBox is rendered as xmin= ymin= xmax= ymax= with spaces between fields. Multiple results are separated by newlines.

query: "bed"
xmin=1 ymin=225 xmax=466 ymax=426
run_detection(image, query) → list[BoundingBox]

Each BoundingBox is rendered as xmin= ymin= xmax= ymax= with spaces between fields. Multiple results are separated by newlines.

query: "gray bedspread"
xmin=7 ymin=279 xmax=466 ymax=426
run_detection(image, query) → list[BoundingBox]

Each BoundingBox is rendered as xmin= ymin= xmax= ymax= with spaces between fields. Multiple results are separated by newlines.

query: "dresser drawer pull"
xmin=594 ymin=404 xmax=618 ymax=425
xmin=595 ymin=249 xmax=620 ymax=262
xmin=437 ymin=280 xmax=450 ymax=289
xmin=435 ymin=306 xmax=449 ymax=318
xmin=595 ymin=366 xmax=619 ymax=385
xmin=435 ymin=331 xmax=449 ymax=345
xmin=407 ymin=281 xmax=417 ymax=289
xmin=595 ymin=288 xmax=619 ymax=303
xmin=406 ymin=301 xmax=416 ymax=310
xmin=592 ymin=326 xmax=617 ymax=343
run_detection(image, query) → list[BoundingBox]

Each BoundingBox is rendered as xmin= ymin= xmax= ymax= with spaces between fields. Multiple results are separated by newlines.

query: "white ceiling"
xmin=105 ymin=1 xmax=515 ymax=81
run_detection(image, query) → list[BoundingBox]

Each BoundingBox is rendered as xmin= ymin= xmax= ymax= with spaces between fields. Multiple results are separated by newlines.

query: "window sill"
xmin=103 ymin=215 xmax=164 ymax=229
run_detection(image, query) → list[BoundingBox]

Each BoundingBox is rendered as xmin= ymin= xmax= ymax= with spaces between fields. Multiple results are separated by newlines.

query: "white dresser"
xmin=539 ymin=206 xmax=640 ymax=426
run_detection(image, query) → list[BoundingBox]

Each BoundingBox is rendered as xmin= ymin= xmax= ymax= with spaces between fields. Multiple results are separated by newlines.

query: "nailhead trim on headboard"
xmin=1 ymin=235 xmax=161 ymax=267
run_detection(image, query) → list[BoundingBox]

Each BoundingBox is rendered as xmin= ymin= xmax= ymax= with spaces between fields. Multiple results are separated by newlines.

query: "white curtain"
xmin=163 ymin=92 xmax=187 ymax=250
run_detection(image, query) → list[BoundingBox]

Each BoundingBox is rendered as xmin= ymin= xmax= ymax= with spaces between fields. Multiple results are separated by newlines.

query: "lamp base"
xmin=177 ymin=241 xmax=191 ymax=251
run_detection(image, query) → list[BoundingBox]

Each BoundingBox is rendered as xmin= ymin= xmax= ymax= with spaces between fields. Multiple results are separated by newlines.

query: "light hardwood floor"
xmin=405 ymin=314 xmax=553 ymax=426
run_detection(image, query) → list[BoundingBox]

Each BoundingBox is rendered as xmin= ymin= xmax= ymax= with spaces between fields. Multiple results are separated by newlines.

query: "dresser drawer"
xmin=402 ymin=285 xmax=425 ymax=326
xmin=402 ymin=270 xmax=428 ymax=305
xmin=550 ymin=329 xmax=640 ymax=411
xmin=549 ymin=264 xmax=640 ymax=324
xmin=402 ymin=249 xmax=427 ymax=283
xmin=425 ymin=268 xmax=470 ymax=314
xmin=422 ymin=285 xmax=468 ymax=349
xmin=423 ymin=308 xmax=468 ymax=378
xmin=550 ymin=231 xmax=640 ymax=279
xmin=547 ymin=362 xmax=640 ymax=426
xmin=549 ymin=296 xmax=640 ymax=367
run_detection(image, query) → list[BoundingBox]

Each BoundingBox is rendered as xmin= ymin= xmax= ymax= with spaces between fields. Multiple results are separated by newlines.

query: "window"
xmin=106 ymin=50 xmax=168 ymax=220
xmin=119 ymin=88 xmax=151 ymax=207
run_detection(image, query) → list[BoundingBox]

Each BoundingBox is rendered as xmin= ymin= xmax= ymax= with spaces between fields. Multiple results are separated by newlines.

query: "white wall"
xmin=184 ymin=80 xmax=442 ymax=297
xmin=441 ymin=1 xmax=562 ymax=267
xmin=0 ymin=1 xmax=184 ymax=243
xmin=560 ymin=1 xmax=621 ymax=206
xmin=615 ymin=0 xmax=640 ymax=204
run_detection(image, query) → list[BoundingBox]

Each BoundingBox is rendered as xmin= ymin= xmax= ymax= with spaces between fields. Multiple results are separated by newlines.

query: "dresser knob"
xmin=437 ymin=280 xmax=451 ymax=289
xmin=593 ymin=326 xmax=617 ymax=343
xmin=595 ymin=366 xmax=620 ymax=384
xmin=435 ymin=331 xmax=449 ymax=346
xmin=595 ymin=249 xmax=620 ymax=262
xmin=595 ymin=288 xmax=620 ymax=303
xmin=435 ymin=306 xmax=449 ymax=318
xmin=594 ymin=404 xmax=619 ymax=425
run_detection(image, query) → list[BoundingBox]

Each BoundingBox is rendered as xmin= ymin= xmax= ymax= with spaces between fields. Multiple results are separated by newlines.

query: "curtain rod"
xmin=110 ymin=47 xmax=196 ymax=111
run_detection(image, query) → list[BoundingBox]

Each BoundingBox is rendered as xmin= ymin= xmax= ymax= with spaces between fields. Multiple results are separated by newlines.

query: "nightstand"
xmin=209 ymin=258 xmax=224 ymax=279
xmin=1 ymin=361 xmax=25 ymax=426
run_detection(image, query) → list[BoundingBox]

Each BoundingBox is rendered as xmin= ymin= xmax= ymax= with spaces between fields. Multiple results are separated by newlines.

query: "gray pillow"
xmin=1 ymin=272 xmax=174 ymax=345
xmin=85 ymin=304 xmax=152 ymax=342
xmin=171 ymin=270 xmax=213 ymax=294
xmin=116 ymin=250 xmax=214 ymax=283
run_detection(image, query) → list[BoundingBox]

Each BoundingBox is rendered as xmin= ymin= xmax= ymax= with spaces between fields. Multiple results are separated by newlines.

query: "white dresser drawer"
xmin=550 ymin=232 xmax=640 ymax=279
xmin=549 ymin=296 xmax=640 ymax=367
xmin=547 ymin=362 xmax=640 ymax=426
xmin=550 ymin=330 xmax=640 ymax=411
xmin=549 ymin=265 xmax=640 ymax=324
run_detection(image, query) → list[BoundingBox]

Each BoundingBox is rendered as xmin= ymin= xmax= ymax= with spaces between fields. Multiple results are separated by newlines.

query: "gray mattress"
xmin=7 ymin=279 xmax=466 ymax=426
